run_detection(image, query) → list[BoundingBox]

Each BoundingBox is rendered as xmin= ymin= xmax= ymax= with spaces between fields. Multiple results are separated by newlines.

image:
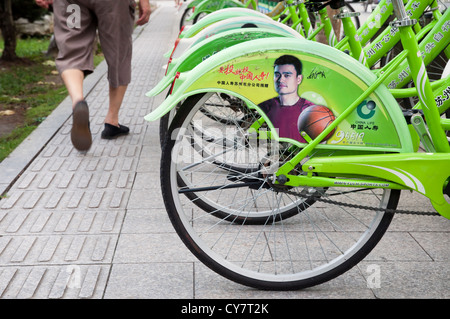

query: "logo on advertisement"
xmin=66 ymin=4 xmax=81 ymax=29
xmin=357 ymin=100 xmax=376 ymax=119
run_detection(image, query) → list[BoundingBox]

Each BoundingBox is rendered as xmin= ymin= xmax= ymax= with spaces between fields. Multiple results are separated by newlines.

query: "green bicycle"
xmin=145 ymin=0 xmax=450 ymax=290
xmin=151 ymin=0 xmax=449 ymax=146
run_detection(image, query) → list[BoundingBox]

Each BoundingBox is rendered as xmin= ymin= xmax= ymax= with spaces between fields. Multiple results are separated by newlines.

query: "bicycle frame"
xmin=177 ymin=0 xmax=448 ymax=73
xmin=159 ymin=0 xmax=449 ymax=110
xmin=294 ymin=0 xmax=450 ymax=216
xmin=304 ymin=0 xmax=448 ymax=70
xmin=145 ymin=1 xmax=450 ymax=217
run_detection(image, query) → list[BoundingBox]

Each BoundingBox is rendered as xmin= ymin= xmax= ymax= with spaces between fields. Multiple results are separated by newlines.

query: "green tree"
xmin=0 ymin=0 xmax=47 ymax=62
xmin=0 ymin=0 xmax=17 ymax=61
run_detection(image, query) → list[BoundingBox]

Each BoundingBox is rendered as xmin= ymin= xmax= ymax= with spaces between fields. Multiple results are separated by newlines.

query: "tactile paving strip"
xmin=0 ymin=3 xmax=178 ymax=298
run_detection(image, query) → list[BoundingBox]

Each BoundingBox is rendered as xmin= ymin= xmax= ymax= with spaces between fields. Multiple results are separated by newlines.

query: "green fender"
xmin=185 ymin=0 xmax=204 ymax=9
xmin=148 ymin=27 xmax=302 ymax=97
xmin=145 ymin=37 xmax=413 ymax=153
xmin=163 ymin=7 xmax=272 ymax=58
xmin=179 ymin=7 xmax=271 ymax=39
xmin=169 ymin=16 xmax=302 ymax=60
xmin=188 ymin=0 xmax=246 ymax=22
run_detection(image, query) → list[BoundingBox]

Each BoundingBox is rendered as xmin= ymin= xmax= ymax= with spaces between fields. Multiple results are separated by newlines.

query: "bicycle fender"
xmin=169 ymin=16 xmax=302 ymax=61
xmin=186 ymin=0 xmax=204 ymax=10
xmin=163 ymin=7 xmax=272 ymax=58
xmin=189 ymin=0 xmax=246 ymax=21
xmin=147 ymin=27 xmax=302 ymax=97
xmin=179 ymin=7 xmax=271 ymax=39
xmin=145 ymin=37 xmax=414 ymax=153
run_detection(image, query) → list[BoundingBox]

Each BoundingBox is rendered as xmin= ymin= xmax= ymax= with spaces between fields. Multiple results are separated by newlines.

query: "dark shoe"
xmin=101 ymin=123 xmax=130 ymax=140
xmin=71 ymin=100 xmax=92 ymax=151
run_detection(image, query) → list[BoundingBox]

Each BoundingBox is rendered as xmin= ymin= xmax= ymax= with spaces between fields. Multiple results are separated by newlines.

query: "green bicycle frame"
xmin=381 ymin=8 xmax=450 ymax=89
xmin=310 ymin=0 xmax=443 ymax=68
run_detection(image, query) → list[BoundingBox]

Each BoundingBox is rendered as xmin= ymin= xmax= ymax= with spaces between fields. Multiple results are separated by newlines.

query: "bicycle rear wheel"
xmin=179 ymin=6 xmax=195 ymax=30
xmin=165 ymin=93 xmax=309 ymax=224
xmin=160 ymin=91 xmax=400 ymax=290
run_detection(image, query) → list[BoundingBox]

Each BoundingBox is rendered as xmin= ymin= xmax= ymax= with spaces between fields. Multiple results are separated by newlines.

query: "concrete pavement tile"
xmin=121 ymin=209 xmax=174 ymax=234
xmin=359 ymin=261 xmax=450 ymax=298
xmin=113 ymin=233 xmax=195 ymax=263
xmin=409 ymin=232 xmax=450 ymax=261
xmin=0 ymin=189 xmax=131 ymax=210
xmin=364 ymin=231 xmax=433 ymax=261
xmin=0 ymin=265 xmax=109 ymax=299
xmin=104 ymin=263 xmax=193 ymax=299
xmin=143 ymin=122 xmax=162 ymax=146
xmin=194 ymin=262 xmax=375 ymax=299
xmin=136 ymin=145 xmax=161 ymax=173
xmin=133 ymin=172 xmax=161 ymax=189
xmin=127 ymin=188 xmax=165 ymax=209
xmin=0 ymin=234 xmax=118 ymax=265
xmin=389 ymin=214 xmax=450 ymax=232
xmin=0 ymin=209 xmax=125 ymax=235
xmin=397 ymin=191 xmax=436 ymax=212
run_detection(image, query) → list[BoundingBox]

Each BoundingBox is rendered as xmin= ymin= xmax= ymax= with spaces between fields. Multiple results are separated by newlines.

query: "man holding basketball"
xmin=259 ymin=55 xmax=314 ymax=142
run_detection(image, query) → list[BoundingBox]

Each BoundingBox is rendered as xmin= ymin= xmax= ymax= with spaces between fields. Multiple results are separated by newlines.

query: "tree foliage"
xmin=1 ymin=0 xmax=48 ymax=61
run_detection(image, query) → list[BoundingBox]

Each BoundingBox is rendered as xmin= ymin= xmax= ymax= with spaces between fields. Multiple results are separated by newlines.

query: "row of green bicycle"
xmin=156 ymin=0 xmax=448 ymax=98
xmin=152 ymin=0 xmax=449 ymax=143
xmin=143 ymin=0 xmax=450 ymax=290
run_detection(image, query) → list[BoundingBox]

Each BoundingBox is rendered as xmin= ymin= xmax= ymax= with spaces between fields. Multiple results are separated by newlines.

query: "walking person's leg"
xmin=53 ymin=0 xmax=97 ymax=151
xmin=94 ymin=0 xmax=137 ymax=139
xmin=96 ymin=0 xmax=151 ymax=139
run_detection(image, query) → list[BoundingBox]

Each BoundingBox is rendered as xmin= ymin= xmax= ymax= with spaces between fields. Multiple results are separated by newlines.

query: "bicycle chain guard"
xmin=302 ymin=152 xmax=450 ymax=218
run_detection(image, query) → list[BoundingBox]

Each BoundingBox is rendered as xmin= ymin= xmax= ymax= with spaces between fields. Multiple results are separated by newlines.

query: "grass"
xmin=0 ymin=36 xmax=103 ymax=162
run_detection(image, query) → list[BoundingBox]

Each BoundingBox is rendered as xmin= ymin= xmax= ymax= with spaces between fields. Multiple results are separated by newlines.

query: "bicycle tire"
xmin=164 ymin=93 xmax=309 ymax=224
xmin=179 ymin=6 xmax=195 ymax=30
xmin=160 ymin=91 xmax=401 ymax=290
xmin=193 ymin=10 xmax=210 ymax=25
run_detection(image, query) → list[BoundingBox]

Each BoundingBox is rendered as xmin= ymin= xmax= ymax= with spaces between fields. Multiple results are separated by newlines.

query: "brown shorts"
xmin=53 ymin=0 xmax=136 ymax=87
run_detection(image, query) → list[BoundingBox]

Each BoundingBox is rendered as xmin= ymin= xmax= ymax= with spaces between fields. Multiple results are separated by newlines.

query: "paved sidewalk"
xmin=0 ymin=1 xmax=449 ymax=299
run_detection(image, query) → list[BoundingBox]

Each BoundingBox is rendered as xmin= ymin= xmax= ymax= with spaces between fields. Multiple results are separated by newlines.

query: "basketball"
xmin=297 ymin=105 xmax=335 ymax=141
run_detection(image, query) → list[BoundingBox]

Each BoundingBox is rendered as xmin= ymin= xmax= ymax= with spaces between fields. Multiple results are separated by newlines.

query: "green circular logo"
xmin=357 ymin=100 xmax=376 ymax=119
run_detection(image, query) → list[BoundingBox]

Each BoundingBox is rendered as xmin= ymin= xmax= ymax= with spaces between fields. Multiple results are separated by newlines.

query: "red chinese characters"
xmin=218 ymin=64 xmax=270 ymax=82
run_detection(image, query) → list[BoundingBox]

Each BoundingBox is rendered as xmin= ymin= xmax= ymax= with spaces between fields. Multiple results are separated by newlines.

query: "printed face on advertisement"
xmin=274 ymin=64 xmax=302 ymax=96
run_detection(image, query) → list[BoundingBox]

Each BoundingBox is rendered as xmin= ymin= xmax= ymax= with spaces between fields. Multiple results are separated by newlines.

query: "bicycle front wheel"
xmin=161 ymin=92 xmax=400 ymax=290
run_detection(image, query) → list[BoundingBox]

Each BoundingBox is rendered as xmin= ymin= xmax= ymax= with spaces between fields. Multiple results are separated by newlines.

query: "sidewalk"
xmin=0 ymin=1 xmax=449 ymax=299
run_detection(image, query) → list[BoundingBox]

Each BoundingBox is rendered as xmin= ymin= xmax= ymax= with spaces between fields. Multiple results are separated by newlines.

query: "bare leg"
xmin=61 ymin=69 xmax=85 ymax=107
xmin=105 ymin=85 xmax=128 ymax=126
xmin=101 ymin=85 xmax=130 ymax=139
xmin=62 ymin=69 xmax=92 ymax=151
